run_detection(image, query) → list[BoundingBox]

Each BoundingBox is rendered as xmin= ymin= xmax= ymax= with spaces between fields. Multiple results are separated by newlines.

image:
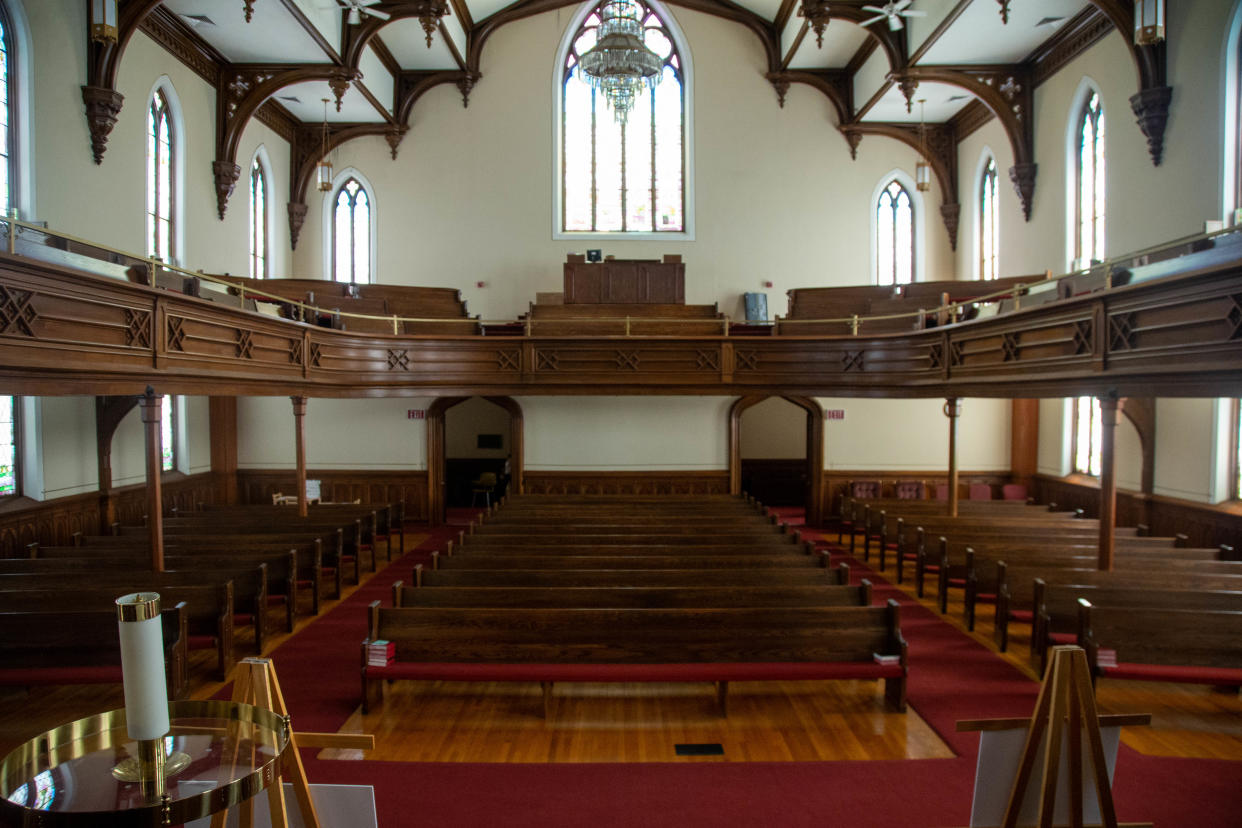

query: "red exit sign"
xmin=824 ymin=409 xmax=845 ymax=420
xmin=407 ymin=409 xmax=425 ymax=420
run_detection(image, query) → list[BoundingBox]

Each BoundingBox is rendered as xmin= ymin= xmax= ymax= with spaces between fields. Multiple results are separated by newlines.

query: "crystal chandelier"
xmin=578 ymin=0 xmax=664 ymax=125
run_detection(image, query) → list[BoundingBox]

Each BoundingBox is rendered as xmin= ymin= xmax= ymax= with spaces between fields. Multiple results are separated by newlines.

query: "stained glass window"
xmin=0 ymin=9 xmax=11 ymax=215
xmin=979 ymin=157 xmax=998 ymax=280
xmin=161 ymin=395 xmax=174 ymax=472
xmin=1076 ymin=92 xmax=1105 ymax=268
xmin=0 ymin=395 xmax=16 ymax=496
xmin=249 ymin=158 xmax=267 ymax=279
xmin=147 ymin=89 xmax=174 ymax=261
xmin=561 ymin=0 xmax=684 ymax=233
xmin=1073 ymin=396 xmax=1102 ymax=476
xmin=876 ymin=180 xmax=914 ymax=286
xmin=333 ymin=178 xmax=370 ymax=284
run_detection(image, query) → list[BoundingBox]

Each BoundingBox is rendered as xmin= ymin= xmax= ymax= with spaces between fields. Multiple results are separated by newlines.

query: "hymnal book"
xmin=1096 ymin=648 xmax=1118 ymax=668
xmin=873 ymin=653 xmax=901 ymax=665
xmin=367 ymin=640 xmax=395 ymax=667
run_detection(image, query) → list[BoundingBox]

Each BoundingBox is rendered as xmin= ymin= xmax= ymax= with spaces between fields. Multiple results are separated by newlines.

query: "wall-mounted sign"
xmin=407 ymin=409 xmax=425 ymax=420
xmin=824 ymin=409 xmax=845 ymax=420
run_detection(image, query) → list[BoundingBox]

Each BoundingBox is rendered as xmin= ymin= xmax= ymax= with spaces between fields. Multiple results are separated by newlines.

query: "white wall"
xmin=236 ymin=397 xmax=432 ymax=470
xmin=739 ymin=397 xmax=806 ymax=459
xmin=446 ymin=397 xmax=511 ymax=459
xmin=818 ymin=397 xmax=1011 ymax=471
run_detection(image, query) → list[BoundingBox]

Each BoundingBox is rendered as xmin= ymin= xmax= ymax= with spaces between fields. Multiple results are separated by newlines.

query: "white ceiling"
xmin=155 ymin=0 xmax=1107 ymax=130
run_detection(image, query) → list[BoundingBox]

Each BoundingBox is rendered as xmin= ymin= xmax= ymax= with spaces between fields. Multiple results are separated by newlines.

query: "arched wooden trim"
xmin=427 ymin=396 xmax=524 ymax=525
xmin=342 ymin=1 xmax=454 ymax=71
xmin=728 ymin=395 xmax=823 ymax=526
xmin=1119 ymin=397 xmax=1155 ymax=495
xmin=769 ymin=70 xmax=850 ymax=124
xmin=96 ymin=395 xmax=140 ymax=531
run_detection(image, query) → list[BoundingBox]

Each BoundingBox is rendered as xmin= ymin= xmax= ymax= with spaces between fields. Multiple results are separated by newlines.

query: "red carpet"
xmin=255 ymin=514 xmax=1242 ymax=827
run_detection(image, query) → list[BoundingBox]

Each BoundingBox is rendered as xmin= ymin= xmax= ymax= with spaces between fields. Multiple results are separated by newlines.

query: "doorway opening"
xmin=729 ymin=395 xmax=823 ymax=525
xmin=427 ymin=397 xmax=523 ymax=525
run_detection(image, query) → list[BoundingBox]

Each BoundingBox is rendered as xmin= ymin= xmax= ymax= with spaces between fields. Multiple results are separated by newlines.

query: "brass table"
xmin=0 ymin=700 xmax=290 ymax=827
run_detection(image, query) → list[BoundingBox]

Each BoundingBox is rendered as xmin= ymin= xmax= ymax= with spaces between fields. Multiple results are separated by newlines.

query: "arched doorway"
xmin=728 ymin=395 xmax=823 ymax=525
xmin=427 ymin=397 xmax=524 ymax=525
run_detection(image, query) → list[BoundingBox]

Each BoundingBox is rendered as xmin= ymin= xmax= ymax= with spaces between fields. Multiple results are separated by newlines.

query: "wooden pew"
xmin=1077 ymin=601 xmax=1242 ymax=689
xmin=432 ymin=552 xmax=829 ymax=570
xmin=393 ymin=581 xmax=873 ymax=609
xmin=361 ymin=601 xmax=908 ymax=716
xmin=1031 ymin=582 xmax=1242 ymax=673
xmin=0 ymin=602 xmax=188 ymax=700
xmin=988 ymin=561 xmax=1242 ymax=652
xmin=3 ymin=557 xmax=277 ymax=646
xmin=0 ymin=581 xmax=236 ymax=680
xmin=195 ymin=501 xmax=404 ymax=556
xmin=414 ymin=565 xmax=850 ymax=588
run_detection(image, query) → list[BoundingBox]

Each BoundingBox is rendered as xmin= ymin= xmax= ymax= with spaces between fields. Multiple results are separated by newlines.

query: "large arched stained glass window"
xmin=332 ymin=178 xmax=370 ymax=284
xmin=147 ymin=88 xmax=175 ymax=261
xmin=249 ymin=157 xmax=267 ymax=279
xmin=1072 ymin=395 xmax=1102 ymax=476
xmin=979 ymin=156 xmax=998 ymax=280
xmin=561 ymin=0 xmax=684 ymax=233
xmin=0 ymin=395 xmax=17 ymax=497
xmin=1075 ymin=91 xmax=1105 ymax=268
xmin=876 ymin=180 xmax=914 ymax=286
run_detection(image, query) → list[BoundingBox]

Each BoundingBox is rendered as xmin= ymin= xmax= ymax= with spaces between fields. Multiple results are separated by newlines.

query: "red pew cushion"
xmin=366 ymin=661 xmax=904 ymax=683
xmin=0 ymin=666 xmax=122 ymax=685
xmin=1101 ymin=663 xmax=1242 ymax=685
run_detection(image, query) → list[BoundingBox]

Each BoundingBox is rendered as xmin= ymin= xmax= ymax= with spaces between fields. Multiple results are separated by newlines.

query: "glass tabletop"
xmin=0 ymin=700 xmax=290 ymax=827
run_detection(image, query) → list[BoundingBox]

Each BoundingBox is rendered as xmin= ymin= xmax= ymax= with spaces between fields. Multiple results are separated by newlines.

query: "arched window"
xmin=332 ymin=177 xmax=371 ymax=284
xmin=0 ymin=395 xmax=17 ymax=497
xmin=160 ymin=395 xmax=175 ymax=472
xmin=0 ymin=6 xmax=14 ymax=215
xmin=147 ymin=87 xmax=175 ymax=261
xmin=249 ymin=156 xmax=267 ymax=279
xmin=1072 ymin=396 xmax=1102 ymax=476
xmin=876 ymin=179 xmax=914 ymax=286
xmin=1232 ymin=399 xmax=1241 ymax=501
xmin=559 ymin=0 xmax=687 ymax=235
xmin=1075 ymin=91 xmax=1105 ymax=268
xmin=979 ymin=156 xmax=999 ymax=280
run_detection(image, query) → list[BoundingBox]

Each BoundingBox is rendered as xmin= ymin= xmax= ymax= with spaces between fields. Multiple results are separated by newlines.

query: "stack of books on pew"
xmin=1096 ymin=648 xmax=1118 ymax=668
xmin=367 ymin=639 xmax=395 ymax=667
xmin=873 ymin=653 xmax=901 ymax=666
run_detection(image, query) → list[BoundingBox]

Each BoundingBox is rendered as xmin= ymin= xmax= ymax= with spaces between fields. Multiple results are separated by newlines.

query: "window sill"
xmin=553 ymin=230 xmax=695 ymax=242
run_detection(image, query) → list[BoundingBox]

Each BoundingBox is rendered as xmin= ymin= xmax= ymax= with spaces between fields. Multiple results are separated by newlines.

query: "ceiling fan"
xmin=327 ymin=0 xmax=391 ymax=26
xmin=860 ymin=1 xmax=926 ymax=31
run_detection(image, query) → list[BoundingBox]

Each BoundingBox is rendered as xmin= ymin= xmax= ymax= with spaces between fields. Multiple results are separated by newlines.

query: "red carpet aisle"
xmin=256 ymin=516 xmax=1242 ymax=827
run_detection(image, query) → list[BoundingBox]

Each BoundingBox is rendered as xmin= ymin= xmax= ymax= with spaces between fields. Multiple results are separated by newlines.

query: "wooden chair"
xmin=471 ymin=472 xmax=498 ymax=507
xmin=969 ymin=483 xmax=993 ymax=501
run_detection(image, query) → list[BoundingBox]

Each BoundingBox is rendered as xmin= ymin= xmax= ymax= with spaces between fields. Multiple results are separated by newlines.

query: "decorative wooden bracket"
xmin=82 ymin=0 xmax=165 ymax=164
xmin=996 ymin=0 xmax=1011 ymax=25
xmin=287 ymin=202 xmax=308 ymax=251
xmin=243 ymin=0 xmax=256 ymax=23
xmin=385 ymin=125 xmax=410 ymax=160
xmin=213 ymin=160 xmax=242 ymax=220
xmin=765 ymin=70 xmax=850 ymax=124
xmin=840 ymin=121 xmax=961 ymax=250
xmin=456 ymin=72 xmax=481 ymax=109
xmin=343 ymin=0 xmax=452 ymax=70
xmin=795 ymin=0 xmax=905 ymax=74
xmin=906 ymin=65 xmax=1036 ymax=221
xmin=1086 ymin=1 xmax=1171 ymax=166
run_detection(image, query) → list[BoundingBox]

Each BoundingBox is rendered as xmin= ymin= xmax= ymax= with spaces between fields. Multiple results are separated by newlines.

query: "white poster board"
xmin=969 ymin=725 xmax=1122 ymax=827
xmin=185 ymin=782 xmax=376 ymax=828
xmin=305 ymin=479 xmax=321 ymax=502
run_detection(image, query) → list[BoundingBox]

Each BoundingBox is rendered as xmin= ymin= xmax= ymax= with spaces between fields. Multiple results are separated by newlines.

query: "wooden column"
xmin=944 ymin=398 xmax=962 ymax=517
xmin=139 ymin=389 xmax=165 ymax=572
xmin=1010 ymin=398 xmax=1039 ymax=491
xmin=209 ymin=396 xmax=239 ymax=504
xmin=1098 ymin=394 xmax=1121 ymax=571
xmin=291 ymin=396 xmax=308 ymax=518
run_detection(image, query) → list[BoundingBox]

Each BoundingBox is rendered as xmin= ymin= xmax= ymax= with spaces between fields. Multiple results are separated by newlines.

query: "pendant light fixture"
xmin=1134 ymin=0 xmax=1165 ymax=45
xmin=915 ymin=99 xmax=931 ymax=192
xmin=316 ymin=98 xmax=333 ymax=193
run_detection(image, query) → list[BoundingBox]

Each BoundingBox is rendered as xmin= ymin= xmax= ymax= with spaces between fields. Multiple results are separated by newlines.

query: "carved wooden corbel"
xmin=1086 ymin=1 xmax=1172 ymax=166
xmin=1009 ymin=163 xmax=1037 ymax=222
xmin=385 ymin=126 xmax=410 ymax=160
xmin=328 ymin=74 xmax=353 ymax=112
xmin=1131 ymin=81 xmax=1172 ymax=166
xmin=213 ymin=160 xmax=242 ymax=220
xmin=940 ymin=204 xmax=961 ymax=252
xmin=81 ymin=86 xmax=125 ymax=165
xmin=243 ymin=0 xmax=256 ymax=23
xmin=287 ymin=202 xmax=308 ymax=250
xmin=456 ymin=72 xmax=480 ymax=109
xmin=768 ymin=76 xmax=790 ymax=108
xmin=896 ymin=75 xmax=918 ymax=114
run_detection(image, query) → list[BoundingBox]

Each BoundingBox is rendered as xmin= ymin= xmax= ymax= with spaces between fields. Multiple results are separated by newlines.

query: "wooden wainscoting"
xmin=820 ymin=470 xmax=1014 ymax=519
xmin=522 ymin=471 xmax=730 ymax=496
xmin=1034 ymin=475 xmax=1242 ymax=551
xmin=236 ymin=470 xmax=429 ymax=522
xmin=0 ymin=472 xmax=228 ymax=558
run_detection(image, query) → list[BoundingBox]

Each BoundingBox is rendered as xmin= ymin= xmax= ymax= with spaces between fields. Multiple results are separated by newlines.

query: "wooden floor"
xmin=2 ymin=528 xmax=1240 ymax=767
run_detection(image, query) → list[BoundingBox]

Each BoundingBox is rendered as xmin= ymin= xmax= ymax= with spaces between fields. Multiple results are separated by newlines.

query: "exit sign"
xmin=824 ymin=409 xmax=845 ymax=420
xmin=407 ymin=409 xmax=425 ymax=420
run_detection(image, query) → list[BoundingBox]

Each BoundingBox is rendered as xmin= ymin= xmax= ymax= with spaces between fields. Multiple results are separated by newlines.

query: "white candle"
xmin=116 ymin=592 xmax=170 ymax=741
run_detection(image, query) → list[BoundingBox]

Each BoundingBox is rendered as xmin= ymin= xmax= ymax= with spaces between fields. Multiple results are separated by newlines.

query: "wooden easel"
xmin=210 ymin=658 xmax=375 ymax=828
xmin=958 ymin=645 xmax=1151 ymax=828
